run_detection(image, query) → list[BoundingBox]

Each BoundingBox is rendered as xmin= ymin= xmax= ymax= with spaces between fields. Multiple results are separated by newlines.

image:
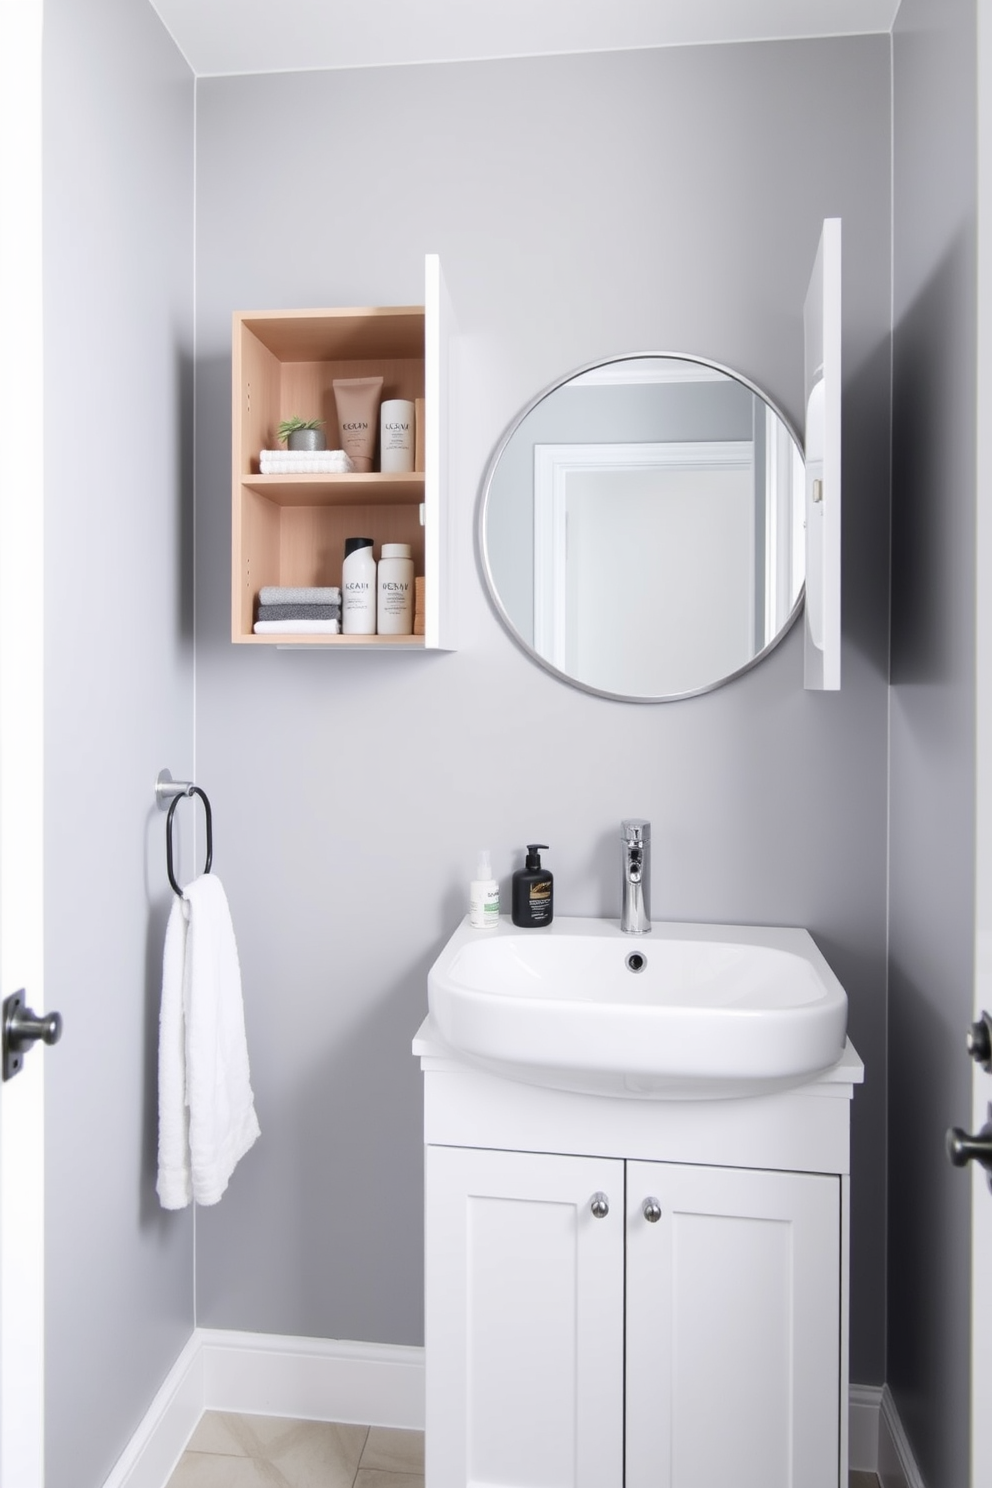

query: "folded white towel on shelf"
xmin=259 ymin=586 xmax=341 ymax=605
xmin=157 ymin=874 xmax=260 ymax=1209
xmin=253 ymin=618 xmax=341 ymax=634
xmin=259 ymin=448 xmax=352 ymax=462
xmin=258 ymin=450 xmax=354 ymax=475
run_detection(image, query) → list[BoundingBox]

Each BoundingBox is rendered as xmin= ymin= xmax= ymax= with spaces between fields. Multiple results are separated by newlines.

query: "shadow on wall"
xmin=140 ymin=853 xmax=174 ymax=1231
xmin=175 ymin=346 xmax=195 ymax=647
xmin=842 ymin=327 xmax=892 ymax=683
xmin=891 ymin=229 xmax=976 ymax=687
xmin=886 ymin=952 xmax=972 ymax=1488
xmin=293 ymin=952 xmax=438 ymax=1347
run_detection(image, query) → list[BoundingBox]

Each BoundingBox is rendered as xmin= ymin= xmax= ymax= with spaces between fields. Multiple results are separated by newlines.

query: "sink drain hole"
xmin=626 ymin=952 xmax=647 ymax=973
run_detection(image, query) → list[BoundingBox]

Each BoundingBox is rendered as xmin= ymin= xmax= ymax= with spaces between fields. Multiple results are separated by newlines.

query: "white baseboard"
xmin=849 ymin=1383 xmax=884 ymax=1472
xmin=100 ymin=1329 xmax=425 ymax=1488
xmin=848 ymin=1382 xmax=927 ymax=1487
xmin=878 ymin=1384 xmax=928 ymax=1488
xmin=100 ymin=1333 xmax=204 ymax=1488
xmin=103 ymin=1341 xmax=926 ymax=1488
xmin=198 ymin=1329 xmax=424 ymax=1430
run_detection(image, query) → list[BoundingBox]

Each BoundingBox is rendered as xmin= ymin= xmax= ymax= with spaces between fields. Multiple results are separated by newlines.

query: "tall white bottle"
xmin=380 ymin=399 xmax=415 ymax=473
xmin=377 ymin=542 xmax=414 ymax=635
xmin=469 ymin=849 xmax=500 ymax=928
xmin=342 ymin=537 xmax=377 ymax=634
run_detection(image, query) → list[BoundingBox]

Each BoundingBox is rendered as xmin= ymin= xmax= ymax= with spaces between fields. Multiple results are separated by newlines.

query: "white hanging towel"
xmin=157 ymin=874 xmax=260 ymax=1209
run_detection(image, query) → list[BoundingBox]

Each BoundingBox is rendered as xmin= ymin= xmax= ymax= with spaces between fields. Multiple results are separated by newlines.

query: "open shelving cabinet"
xmin=231 ymin=255 xmax=453 ymax=649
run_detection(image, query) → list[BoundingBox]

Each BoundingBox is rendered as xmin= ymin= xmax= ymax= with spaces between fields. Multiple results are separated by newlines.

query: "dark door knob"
xmin=967 ymin=1013 xmax=992 ymax=1071
xmin=947 ymin=1123 xmax=992 ymax=1172
xmin=2 ymin=991 xmax=63 ymax=1081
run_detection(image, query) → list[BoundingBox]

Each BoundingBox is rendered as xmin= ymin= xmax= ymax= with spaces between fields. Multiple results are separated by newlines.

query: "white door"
xmin=425 ymin=1144 xmax=624 ymax=1488
xmin=973 ymin=7 xmax=992 ymax=1482
xmin=0 ymin=0 xmax=46 ymax=1482
xmin=625 ymin=1160 xmax=841 ymax=1488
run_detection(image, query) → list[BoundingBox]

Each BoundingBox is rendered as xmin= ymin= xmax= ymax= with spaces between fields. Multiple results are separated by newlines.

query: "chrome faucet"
xmin=620 ymin=819 xmax=651 ymax=934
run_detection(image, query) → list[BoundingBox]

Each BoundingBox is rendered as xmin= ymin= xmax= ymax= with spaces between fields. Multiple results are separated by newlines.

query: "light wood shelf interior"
xmin=242 ymin=473 xmax=424 ymax=507
xmin=233 ymin=305 xmax=427 ymax=646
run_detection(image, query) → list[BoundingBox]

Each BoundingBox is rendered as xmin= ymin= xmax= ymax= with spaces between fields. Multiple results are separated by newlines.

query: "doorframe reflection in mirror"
xmin=479 ymin=352 xmax=807 ymax=703
xmin=533 ymin=440 xmax=756 ymax=680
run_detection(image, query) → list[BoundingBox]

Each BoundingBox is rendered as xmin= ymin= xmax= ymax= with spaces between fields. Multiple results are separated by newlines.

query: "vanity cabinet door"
xmin=425 ymin=1144 xmax=625 ymax=1488
xmin=625 ymin=1161 xmax=840 ymax=1488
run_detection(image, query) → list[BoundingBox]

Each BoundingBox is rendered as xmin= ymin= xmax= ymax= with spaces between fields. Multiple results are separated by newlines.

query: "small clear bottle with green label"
xmin=469 ymin=850 xmax=500 ymax=928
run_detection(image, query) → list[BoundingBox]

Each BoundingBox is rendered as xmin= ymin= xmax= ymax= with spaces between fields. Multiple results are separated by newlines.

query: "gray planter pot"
xmin=287 ymin=428 xmax=326 ymax=452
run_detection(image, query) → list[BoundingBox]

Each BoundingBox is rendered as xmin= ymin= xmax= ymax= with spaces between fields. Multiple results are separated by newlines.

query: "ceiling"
xmin=147 ymin=0 xmax=903 ymax=79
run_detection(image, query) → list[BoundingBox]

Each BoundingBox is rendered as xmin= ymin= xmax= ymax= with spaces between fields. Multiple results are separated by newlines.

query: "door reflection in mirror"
xmin=481 ymin=357 xmax=805 ymax=701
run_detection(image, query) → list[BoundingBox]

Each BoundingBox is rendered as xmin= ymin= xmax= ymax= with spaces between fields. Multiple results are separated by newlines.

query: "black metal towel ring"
xmin=165 ymin=786 xmax=213 ymax=897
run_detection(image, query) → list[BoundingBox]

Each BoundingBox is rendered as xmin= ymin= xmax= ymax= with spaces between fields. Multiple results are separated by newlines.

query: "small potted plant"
xmin=278 ymin=416 xmax=326 ymax=452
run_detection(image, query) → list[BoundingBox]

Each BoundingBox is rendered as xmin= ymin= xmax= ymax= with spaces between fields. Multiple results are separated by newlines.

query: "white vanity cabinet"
xmin=416 ymin=1020 xmax=863 ymax=1488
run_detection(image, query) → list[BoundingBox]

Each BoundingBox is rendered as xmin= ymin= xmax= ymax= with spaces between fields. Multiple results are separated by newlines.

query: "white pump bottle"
xmin=469 ymin=850 xmax=500 ymax=928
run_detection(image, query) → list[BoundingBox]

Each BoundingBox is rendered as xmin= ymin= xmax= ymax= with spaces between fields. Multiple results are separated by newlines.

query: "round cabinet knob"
xmin=590 ymin=1192 xmax=610 ymax=1219
xmin=642 ymin=1197 xmax=662 ymax=1223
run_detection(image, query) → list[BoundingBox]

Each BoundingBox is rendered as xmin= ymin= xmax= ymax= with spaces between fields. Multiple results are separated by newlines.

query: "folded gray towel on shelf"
xmin=259 ymin=586 xmax=341 ymax=605
xmin=256 ymin=603 xmax=341 ymax=622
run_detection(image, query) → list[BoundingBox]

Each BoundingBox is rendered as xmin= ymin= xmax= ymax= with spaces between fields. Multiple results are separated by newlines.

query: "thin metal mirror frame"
xmin=478 ymin=351 xmax=807 ymax=704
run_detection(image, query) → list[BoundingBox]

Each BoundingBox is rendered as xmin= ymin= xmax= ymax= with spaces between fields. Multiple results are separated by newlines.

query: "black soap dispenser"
xmin=511 ymin=844 xmax=554 ymax=928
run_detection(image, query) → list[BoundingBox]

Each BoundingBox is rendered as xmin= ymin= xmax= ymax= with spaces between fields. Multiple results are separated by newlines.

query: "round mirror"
xmin=480 ymin=355 xmax=805 ymax=702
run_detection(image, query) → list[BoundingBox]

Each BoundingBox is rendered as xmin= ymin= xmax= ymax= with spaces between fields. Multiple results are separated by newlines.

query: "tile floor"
xmin=165 ymin=1414 xmax=424 ymax=1488
xmin=165 ymin=1412 xmax=877 ymax=1487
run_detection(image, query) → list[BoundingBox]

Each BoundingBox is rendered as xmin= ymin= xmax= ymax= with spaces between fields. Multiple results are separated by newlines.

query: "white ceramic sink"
xmin=427 ymin=917 xmax=849 ymax=1098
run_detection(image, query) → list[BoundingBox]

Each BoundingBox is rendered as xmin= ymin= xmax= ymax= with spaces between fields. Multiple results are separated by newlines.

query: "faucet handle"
xmin=621 ymin=818 xmax=651 ymax=843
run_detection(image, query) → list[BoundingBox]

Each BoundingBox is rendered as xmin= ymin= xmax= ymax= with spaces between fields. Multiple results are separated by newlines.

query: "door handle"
xmin=3 ymin=990 xmax=63 ymax=1081
xmin=947 ymin=1122 xmax=992 ymax=1172
xmin=967 ymin=1012 xmax=992 ymax=1072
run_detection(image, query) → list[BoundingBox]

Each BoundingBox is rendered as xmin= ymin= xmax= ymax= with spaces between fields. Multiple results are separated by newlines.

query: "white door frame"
xmin=0 ymin=0 xmax=46 ymax=1483
xmin=974 ymin=8 xmax=992 ymax=1486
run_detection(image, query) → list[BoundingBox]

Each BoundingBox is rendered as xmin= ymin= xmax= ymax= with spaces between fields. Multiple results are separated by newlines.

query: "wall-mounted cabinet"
xmin=231 ymin=255 xmax=453 ymax=649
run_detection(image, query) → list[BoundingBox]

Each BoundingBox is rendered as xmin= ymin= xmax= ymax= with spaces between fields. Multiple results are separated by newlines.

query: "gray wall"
xmin=42 ymin=2 xmax=195 ymax=1485
xmin=194 ymin=38 xmax=892 ymax=1381
xmin=889 ymin=2 xmax=977 ymax=1483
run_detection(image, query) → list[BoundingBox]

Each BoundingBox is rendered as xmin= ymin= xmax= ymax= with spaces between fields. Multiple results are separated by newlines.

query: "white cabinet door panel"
xmin=426 ymin=1145 xmax=624 ymax=1488
xmin=626 ymin=1161 xmax=840 ymax=1488
xmin=424 ymin=253 xmax=455 ymax=650
xmin=803 ymin=217 xmax=842 ymax=691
